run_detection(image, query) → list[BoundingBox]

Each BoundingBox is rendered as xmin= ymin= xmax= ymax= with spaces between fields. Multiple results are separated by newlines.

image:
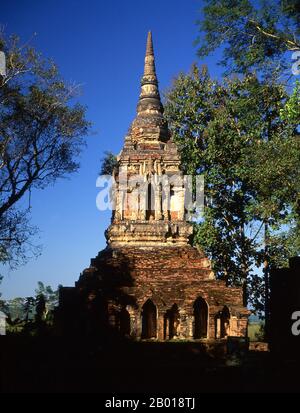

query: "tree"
xmin=100 ymin=151 xmax=118 ymax=175
xmin=0 ymin=210 xmax=39 ymax=268
xmin=3 ymin=296 xmax=24 ymax=319
xmin=196 ymin=0 xmax=300 ymax=81
xmin=164 ymin=65 xmax=300 ymax=314
xmin=0 ymin=274 xmax=5 ymax=313
xmin=34 ymin=281 xmax=60 ymax=318
xmin=0 ymin=32 xmax=90 ymax=267
xmin=35 ymin=293 xmax=46 ymax=324
xmin=195 ymin=1 xmax=300 ymax=331
xmin=1 ymin=282 xmax=61 ymax=335
xmin=23 ymin=296 xmax=35 ymax=323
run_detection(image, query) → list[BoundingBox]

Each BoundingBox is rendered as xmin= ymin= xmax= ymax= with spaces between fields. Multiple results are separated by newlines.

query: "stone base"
xmin=106 ymin=220 xmax=193 ymax=247
xmin=58 ymin=245 xmax=249 ymax=341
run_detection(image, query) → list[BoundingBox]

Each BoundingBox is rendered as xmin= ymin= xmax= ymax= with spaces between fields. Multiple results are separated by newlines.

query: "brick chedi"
xmin=107 ymin=31 xmax=192 ymax=248
xmin=58 ymin=32 xmax=249 ymax=341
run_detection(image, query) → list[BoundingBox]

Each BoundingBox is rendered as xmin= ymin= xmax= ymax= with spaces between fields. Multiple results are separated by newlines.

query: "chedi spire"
xmin=142 ymin=31 xmax=157 ymax=85
xmin=129 ymin=31 xmax=167 ymax=142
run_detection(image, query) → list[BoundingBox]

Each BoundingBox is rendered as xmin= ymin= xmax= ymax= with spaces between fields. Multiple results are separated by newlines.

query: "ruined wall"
xmin=58 ymin=32 xmax=250 ymax=343
xmin=73 ymin=245 xmax=249 ymax=341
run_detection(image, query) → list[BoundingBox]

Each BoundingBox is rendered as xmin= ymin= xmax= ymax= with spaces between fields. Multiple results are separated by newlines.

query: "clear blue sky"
xmin=1 ymin=0 xmax=222 ymax=299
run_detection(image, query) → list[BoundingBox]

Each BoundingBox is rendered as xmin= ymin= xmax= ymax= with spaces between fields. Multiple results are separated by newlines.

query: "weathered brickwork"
xmin=107 ymin=32 xmax=191 ymax=248
xmin=59 ymin=32 xmax=249 ymax=342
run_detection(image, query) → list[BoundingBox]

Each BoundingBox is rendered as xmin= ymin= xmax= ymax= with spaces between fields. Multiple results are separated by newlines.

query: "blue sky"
xmin=0 ymin=0 xmax=222 ymax=299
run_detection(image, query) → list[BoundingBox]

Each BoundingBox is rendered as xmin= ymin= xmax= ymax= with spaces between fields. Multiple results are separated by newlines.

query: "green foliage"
xmin=23 ymin=296 xmax=36 ymax=322
xmin=194 ymin=2 xmax=300 ymax=315
xmin=1 ymin=281 xmax=60 ymax=335
xmin=280 ymin=81 xmax=300 ymax=123
xmin=164 ymin=65 xmax=300 ymax=313
xmin=248 ymin=321 xmax=265 ymax=341
xmin=0 ymin=211 xmax=40 ymax=269
xmin=100 ymin=151 xmax=118 ymax=175
xmin=196 ymin=0 xmax=300 ymax=80
xmin=35 ymin=281 xmax=60 ymax=318
xmin=0 ymin=31 xmax=90 ymax=267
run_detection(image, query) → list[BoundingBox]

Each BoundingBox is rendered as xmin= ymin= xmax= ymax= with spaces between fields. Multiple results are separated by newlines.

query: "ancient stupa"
xmin=59 ymin=32 xmax=249 ymax=341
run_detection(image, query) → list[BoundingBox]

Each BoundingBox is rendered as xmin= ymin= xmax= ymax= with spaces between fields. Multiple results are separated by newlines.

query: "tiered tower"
xmin=107 ymin=31 xmax=192 ymax=247
xmin=59 ymin=32 xmax=249 ymax=342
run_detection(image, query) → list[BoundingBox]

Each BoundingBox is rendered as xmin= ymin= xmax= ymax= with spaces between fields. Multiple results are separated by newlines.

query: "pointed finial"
xmin=130 ymin=31 xmax=168 ymax=142
xmin=143 ymin=31 xmax=157 ymax=80
xmin=146 ymin=31 xmax=154 ymax=57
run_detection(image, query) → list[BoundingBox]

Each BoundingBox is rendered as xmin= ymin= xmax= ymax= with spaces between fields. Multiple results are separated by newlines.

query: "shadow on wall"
xmin=55 ymin=249 xmax=138 ymax=343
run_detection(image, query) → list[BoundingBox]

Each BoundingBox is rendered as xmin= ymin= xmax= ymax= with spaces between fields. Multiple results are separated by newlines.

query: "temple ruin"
xmin=58 ymin=32 xmax=249 ymax=342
